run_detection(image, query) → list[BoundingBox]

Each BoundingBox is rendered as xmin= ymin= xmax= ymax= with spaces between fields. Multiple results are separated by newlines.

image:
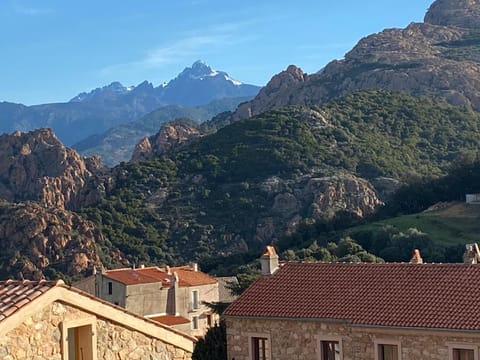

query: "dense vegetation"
xmin=275 ymin=156 xmax=480 ymax=265
xmin=81 ymin=90 xmax=480 ymax=271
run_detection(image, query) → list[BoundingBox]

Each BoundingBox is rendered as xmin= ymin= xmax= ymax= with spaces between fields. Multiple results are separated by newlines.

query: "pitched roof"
xmin=103 ymin=267 xmax=172 ymax=286
xmin=0 ymin=279 xmax=60 ymax=321
xmin=224 ymin=262 xmax=480 ymax=331
xmin=0 ymin=279 xmax=196 ymax=351
xmin=103 ymin=266 xmax=217 ymax=287
xmin=170 ymin=266 xmax=217 ymax=287
xmin=150 ymin=315 xmax=191 ymax=326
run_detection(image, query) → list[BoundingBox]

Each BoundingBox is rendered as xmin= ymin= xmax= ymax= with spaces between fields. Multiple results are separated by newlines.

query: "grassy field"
xmin=352 ymin=202 xmax=480 ymax=247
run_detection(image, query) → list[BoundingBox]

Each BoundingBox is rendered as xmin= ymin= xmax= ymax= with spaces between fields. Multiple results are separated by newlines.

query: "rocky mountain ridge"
xmin=231 ymin=0 xmax=480 ymax=120
xmin=0 ymin=61 xmax=260 ymax=146
xmin=0 ymin=129 xmax=109 ymax=210
xmin=0 ymin=129 xmax=112 ymax=279
xmin=73 ymin=96 xmax=250 ymax=167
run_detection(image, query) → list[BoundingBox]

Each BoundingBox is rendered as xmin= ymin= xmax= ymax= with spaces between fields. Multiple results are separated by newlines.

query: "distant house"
xmin=224 ymin=247 xmax=480 ymax=360
xmin=0 ymin=279 xmax=195 ymax=359
xmin=466 ymin=193 xmax=480 ymax=204
xmin=75 ymin=264 xmax=221 ymax=337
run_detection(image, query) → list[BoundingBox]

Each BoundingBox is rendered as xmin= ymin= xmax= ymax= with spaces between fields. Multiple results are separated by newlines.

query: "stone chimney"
xmin=410 ymin=249 xmax=423 ymax=264
xmin=260 ymin=246 xmax=279 ymax=276
xmin=172 ymin=272 xmax=180 ymax=315
xmin=464 ymin=243 xmax=480 ymax=264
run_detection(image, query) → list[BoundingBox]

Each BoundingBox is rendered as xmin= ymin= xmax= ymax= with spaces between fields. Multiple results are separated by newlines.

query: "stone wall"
xmin=226 ymin=317 xmax=480 ymax=360
xmin=0 ymin=301 xmax=192 ymax=360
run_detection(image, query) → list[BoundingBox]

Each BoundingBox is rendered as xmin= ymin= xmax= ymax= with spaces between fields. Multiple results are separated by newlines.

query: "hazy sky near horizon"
xmin=1 ymin=0 xmax=433 ymax=105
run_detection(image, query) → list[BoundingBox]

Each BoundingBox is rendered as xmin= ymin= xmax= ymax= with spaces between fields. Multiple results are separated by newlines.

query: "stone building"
xmin=0 ymin=279 xmax=195 ymax=360
xmin=75 ymin=264 xmax=220 ymax=337
xmin=224 ymin=247 xmax=480 ymax=360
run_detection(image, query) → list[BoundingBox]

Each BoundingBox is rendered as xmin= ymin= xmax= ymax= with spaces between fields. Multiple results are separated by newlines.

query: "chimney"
xmin=166 ymin=265 xmax=171 ymax=275
xmin=191 ymin=263 xmax=198 ymax=272
xmin=260 ymin=246 xmax=279 ymax=276
xmin=464 ymin=243 xmax=480 ymax=264
xmin=140 ymin=264 xmax=145 ymax=269
xmin=410 ymin=249 xmax=423 ymax=264
xmin=172 ymin=272 xmax=180 ymax=315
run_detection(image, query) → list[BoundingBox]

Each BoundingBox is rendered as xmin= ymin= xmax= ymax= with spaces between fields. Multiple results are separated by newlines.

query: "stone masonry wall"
xmin=0 ymin=301 xmax=192 ymax=360
xmin=226 ymin=317 xmax=480 ymax=360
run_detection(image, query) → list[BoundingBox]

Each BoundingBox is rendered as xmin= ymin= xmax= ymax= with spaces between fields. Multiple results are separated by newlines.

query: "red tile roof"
xmin=150 ymin=315 xmax=190 ymax=326
xmin=224 ymin=262 xmax=480 ymax=331
xmin=0 ymin=280 xmax=61 ymax=321
xmin=170 ymin=266 xmax=217 ymax=287
xmin=104 ymin=267 xmax=172 ymax=286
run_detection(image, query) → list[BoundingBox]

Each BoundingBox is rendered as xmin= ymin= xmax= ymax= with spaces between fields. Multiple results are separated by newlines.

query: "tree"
xmin=192 ymin=320 xmax=227 ymax=360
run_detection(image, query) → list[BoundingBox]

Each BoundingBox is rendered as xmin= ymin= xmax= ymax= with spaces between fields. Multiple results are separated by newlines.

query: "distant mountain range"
xmin=0 ymin=61 xmax=261 ymax=146
xmin=73 ymin=96 xmax=252 ymax=166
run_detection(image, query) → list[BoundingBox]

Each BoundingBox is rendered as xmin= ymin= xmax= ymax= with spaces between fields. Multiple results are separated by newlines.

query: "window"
xmin=192 ymin=290 xmax=199 ymax=310
xmin=378 ymin=345 xmax=398 ymax=360
xmin=449 ymin=345 xmax=478 ymax=360
xmin=108 ymin=282 xmax=112 ymax=295
xmin=61 ymin=317 xmax=97 ymax=360
xmin=321 ymin=340 xmax=341 ymax=360
xmin=453 ymin=349 xmax=474 ymax=360
xmin=374 ymin=340 xmax=401 ymax=360
xmin=251 ymin=337 xmax=269 ymax=360
xmin=192 ymin=316 xmax=199 ymax=330
xmin=207 ymin=314 xmax=212 ymax=327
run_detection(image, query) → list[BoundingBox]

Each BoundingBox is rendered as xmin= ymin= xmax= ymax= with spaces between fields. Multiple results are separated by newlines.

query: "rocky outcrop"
xmin=425 ymin=0 xmax=480 ymax=28
xmin=0 ymin=201 xmax=102 ymax=280
xmin=305 ymin=174 xmax=383 ymax=219
xmin=254 ymin=173 xmax=383 ymax=243
xmin=231 ymin=0 xmax=480 ymax=119
xmin=233 ymin=65 xmax=308 ymax=120
xmin=131 ymin=121 xmax=203 ymax=162
xmin=0 ymin=129 xmax=108 ymax=210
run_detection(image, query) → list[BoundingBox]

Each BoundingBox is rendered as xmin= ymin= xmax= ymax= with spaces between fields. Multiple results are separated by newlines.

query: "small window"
xmin=192 ymin=316 xmax=199 ymax=330
xmin=108 ymin=282 xmax=112 ymax=295
xmin=449 ymin=345 xmax=478 ymax=360
xmin=374 ymin=340 xmax=401 ymax=360
xmin=192 ymin=290 xmax=199 ymax=310
xmin=453 ymin=349 xmax=474 ymax=360
xmin=251 ymin=337 xmax=270 ymax=360
xmin=378 ymin=344 xmax=398 ymax=360
xmin=321 ymin=340 xmax=341 ymax=360
xmin=207 ymin=314 xmax=212 ymax=327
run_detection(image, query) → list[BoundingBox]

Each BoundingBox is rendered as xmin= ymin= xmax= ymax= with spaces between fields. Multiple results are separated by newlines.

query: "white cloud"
xmin=100 ymin=22 xmax=252 ymax=77
xmin=11 ymin=1 xmax=52 ymax=15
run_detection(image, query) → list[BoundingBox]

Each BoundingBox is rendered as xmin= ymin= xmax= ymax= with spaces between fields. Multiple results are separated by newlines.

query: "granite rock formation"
xmin=231 ymin=0 xmax=480 ymax=119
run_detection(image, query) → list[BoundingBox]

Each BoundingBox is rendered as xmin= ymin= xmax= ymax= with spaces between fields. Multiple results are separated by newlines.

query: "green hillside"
xmin=81 ymin=90 xmax=480 ymax=269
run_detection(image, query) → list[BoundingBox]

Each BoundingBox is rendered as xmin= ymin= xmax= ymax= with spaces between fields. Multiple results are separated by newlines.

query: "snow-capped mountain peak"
xmin=69 ymin=82 xmax=134 ymax=102
xmin=174 ymin=60 xmax=244 ymax=86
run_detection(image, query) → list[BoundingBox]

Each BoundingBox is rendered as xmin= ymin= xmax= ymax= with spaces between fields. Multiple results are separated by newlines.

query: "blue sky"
xmin=1 ymin=0 xmax=433 ymax=105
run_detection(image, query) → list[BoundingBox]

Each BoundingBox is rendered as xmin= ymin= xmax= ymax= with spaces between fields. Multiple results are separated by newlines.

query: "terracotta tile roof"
xmin=104 ymin=267 xmax=172 ymax=286
xmin=150 ymin=315 xmax=190 ymax=326
xmin=224 ymin=262 xmax=480 ymax=331
xmin=0 ymin=279 xmax=60 ymax=321
xmin=170 ymin=266 xmax=217 ymax=287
